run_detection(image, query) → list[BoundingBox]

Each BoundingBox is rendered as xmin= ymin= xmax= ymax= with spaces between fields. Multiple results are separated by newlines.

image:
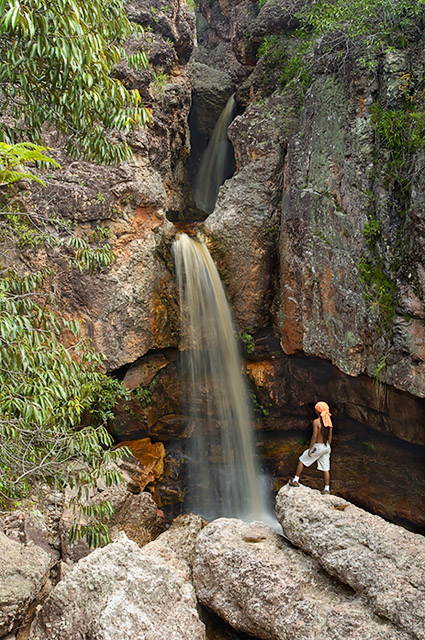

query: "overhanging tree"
xmin=0 ymin=0 xmax=150 ymax=163
xmin=0 ymin=0 xmax=149 ymax=543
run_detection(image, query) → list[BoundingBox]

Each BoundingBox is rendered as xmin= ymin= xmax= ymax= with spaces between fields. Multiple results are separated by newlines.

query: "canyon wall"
xmin=11 ymin=0 xmax=425 ymax=526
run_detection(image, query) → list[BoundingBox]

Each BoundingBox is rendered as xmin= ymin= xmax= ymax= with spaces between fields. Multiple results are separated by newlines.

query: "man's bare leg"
xmin=289 ymin=461 xmax=304 ymax=486
xmin=296 ymin=461 xmax=304 ymax=478
xmin=322 ymin=470 xmax=330 ymax=494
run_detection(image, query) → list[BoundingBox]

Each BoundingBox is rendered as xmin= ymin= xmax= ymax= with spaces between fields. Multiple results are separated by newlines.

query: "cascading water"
xmin=194 ymin=94 xmax=237 ymax=214
xmin=173 ymin=232 xmax=267 ymax=522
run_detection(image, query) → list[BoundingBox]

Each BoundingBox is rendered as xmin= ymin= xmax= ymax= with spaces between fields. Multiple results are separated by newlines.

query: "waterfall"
xmin=173 ymin=232 xmax=265 ymax=521
xmin=194 ymin=94 xmax=236 ymax=215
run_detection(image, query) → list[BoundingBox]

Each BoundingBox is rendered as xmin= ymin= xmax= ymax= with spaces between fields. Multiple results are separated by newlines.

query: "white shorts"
xmin=299 ymin=443 xmax=331 ymax=472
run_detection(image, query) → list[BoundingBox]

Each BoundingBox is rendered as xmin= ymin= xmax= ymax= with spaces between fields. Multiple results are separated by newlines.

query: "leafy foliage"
xmin=296 ymin=0 xmax=425 ymax=43
xmin=358 ymin=79 xmax=425 ymax=339
xmin=0 ymin=264 xmax=129 ymax=503
xmin=0 ymin=141 xmax=60 ymax=186
xmin=295 ymin=0 xmax=425 ymax=62
xmin=358 ymin=257 xmax=396 ymax=333
xmin=362 ymin=217 xmax=382 ymax=249
xmin=0 ymin=136 xmax=129 ymax=547
xmin=238 ymin=330 xmax=255 ymax=356
xmin=258 ymin=1 xmax=425 ymax=91
xmin=0 ymin=0 xmax=150 ymax=163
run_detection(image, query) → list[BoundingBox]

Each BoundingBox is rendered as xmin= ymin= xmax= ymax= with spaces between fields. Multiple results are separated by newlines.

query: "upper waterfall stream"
xmin=194 ymin=94 xmax=236 ymax=215
xmin=174 ymin=232 xmax=268 ymax=522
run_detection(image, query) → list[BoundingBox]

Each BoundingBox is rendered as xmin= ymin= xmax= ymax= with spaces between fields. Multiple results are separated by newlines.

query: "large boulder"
xmin=193 ymin=518 xmax=410 ymax=640
xmin=189 ymin=61 xmax=235 ymax=139
xmin=276 ymin=484 xmax=425 ymax=640
xmin=0 ymin=533 xmax=51 ymax=637
xmin=30 ymin=533 xmax=206 ymax=640
xmin=143 ymin=513 xmax=205 ymax=580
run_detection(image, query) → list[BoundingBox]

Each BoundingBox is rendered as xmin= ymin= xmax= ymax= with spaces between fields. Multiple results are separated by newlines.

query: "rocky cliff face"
xmin=193 ymin=0 xmax=425 ymax=398
xmin=11 ymin=0 xmax=197 ymax=370
xmin=12 ymin=0 xmax=424 ymax=527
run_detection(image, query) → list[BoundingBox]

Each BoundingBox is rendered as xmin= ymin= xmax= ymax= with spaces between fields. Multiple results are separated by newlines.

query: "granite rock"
xmin=29 ymin=533 xmax=206 ymax=640
xmin=193 ymin=518 xmax=411 ymax=640
xmin=0 ymin=533 xmax=50 ymax=636
xmin=276 ymin=484 xmax=425 ymax=640
xmin=60 ymin=485 xmax=165 ymax=562
xmin=143 ymin=513 xmax=205 ymax=581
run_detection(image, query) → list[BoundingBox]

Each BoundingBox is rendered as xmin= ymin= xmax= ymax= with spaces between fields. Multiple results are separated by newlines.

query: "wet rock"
xmin=193 ymin=518 xmax=410 ymax=640
xmin=111 ymin=351 xmax=185 ymax=441
xmin=204 ymin=157 xmax=279 ymax=331
xmin=276 ymin=484 xmax=425 ymax=639
xmin=228 ymin=92 xmax=296 ymax=170
xmin=30 ymin=533 xmax=206 ymax=640
xmin=261 ymin=425 xmax=425 ymax=532
xmin=123 ymin=352 xmax=170 ymax=390
xmin=0 ymin=533 xmax=50 ymax=637
xmin=246 ymin=350 xmax=425 ymax=445
xmin=202 ymin=88 xmax=297 ymax=331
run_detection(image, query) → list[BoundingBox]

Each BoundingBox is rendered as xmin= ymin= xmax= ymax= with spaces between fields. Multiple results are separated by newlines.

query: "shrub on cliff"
xmin=258 ymin=0 xmax=425 ymax=90
xmin=0 ymin=1 xmax=153 ymax=545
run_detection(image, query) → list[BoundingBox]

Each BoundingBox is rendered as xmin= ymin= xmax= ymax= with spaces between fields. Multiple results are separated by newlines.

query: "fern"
xmin=0 ymin=142 xmax=60 ymax=186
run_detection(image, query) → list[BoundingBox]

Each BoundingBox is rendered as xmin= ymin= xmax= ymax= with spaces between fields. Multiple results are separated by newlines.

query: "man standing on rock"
xmin=289 ymin=401 xmax=333 ymax=494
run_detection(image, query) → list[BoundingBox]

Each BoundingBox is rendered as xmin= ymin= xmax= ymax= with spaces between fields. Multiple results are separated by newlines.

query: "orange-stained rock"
xmin=4 ymin=0 xmax=195 ymax=373
xmin=246 ymin=360 xmax=276 ymax=388
xmin=117 ymin=438 xmax=165 ymax=492
xmin=109 ymin=337 xmax=425 ymax=530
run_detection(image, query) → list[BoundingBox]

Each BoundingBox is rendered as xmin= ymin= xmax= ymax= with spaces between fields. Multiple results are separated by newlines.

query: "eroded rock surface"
xmin=193 ymin=518 xmax=410 ymax=640
xmin=8 ymin=0 xmax=193 ymax=371
xmin=276 ymin=484 xmax=425 ymax=640
xmin=203 ymin=89 xmax=297 ymax=331
xmin=0 ymin=533 xmax=50 ymax=637
xmin=143 ymin=513 xmax=205 ymax=580
xmin=30 ymin=533 xmax=206 ymax=640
